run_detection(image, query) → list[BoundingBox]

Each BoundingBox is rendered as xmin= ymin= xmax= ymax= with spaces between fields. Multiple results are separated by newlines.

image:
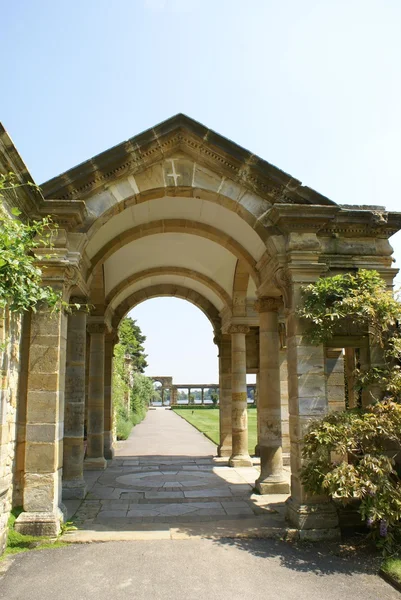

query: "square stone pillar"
xmin=216 ymin=334 xmax=232 ymax=457
xmin=104 ymin=332 xmax=117 ymax=460
xmin=254 ymin=372 xmax=260 ymax=456
xmin=15 ymin=306 xmax=67 ymax=536
xmin=344 ymin=347 xmax=357 ymax=408
xmin=254 ymin=298 xmax=289 ymax=494
xmin=84 ymin=322 xmax=108 ymax=470
xmin=285 ymin=285 xmax=339 ymax=539
xmin=280 ymin=349 xmax=290 ymax=461
xmin=325 ymin=348 xmax=346 ymax=413
xmin=228 ymin=325 xmax=252 ymax=467
xmin=62 ymin=305 xmax=88 ymax=499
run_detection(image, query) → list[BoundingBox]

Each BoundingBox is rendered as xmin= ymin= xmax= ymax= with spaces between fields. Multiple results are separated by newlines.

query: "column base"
xmin=62 ymin=478 xmax=87 ymax=499
xmin=104 ymin=446 xmax=115 ymax=460
xmin=229 ymin=454 xmax=253 ymax=468
xmin=217 ymin=444 xmax=232 ymax=457
xmin=15 ymin=508 xmax=64 ymax=537
xmin=255 ymin=477 xmax=290 ymax=495
xmin=286 ymin=497 xmax=340 ymax=540
xmin=84 ymin=457 xmax=107 ymax=470
xmin=104 ymin=432 xmax=115 ymax=460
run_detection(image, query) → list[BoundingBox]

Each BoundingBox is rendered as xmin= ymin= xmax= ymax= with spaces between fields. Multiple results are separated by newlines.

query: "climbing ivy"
xmin=0 ymin=173 xmax=62 ymax=312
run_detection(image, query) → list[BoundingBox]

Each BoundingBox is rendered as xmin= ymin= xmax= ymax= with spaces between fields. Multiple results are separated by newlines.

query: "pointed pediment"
xmin=40 ymin=114 xmax=336 ymax=207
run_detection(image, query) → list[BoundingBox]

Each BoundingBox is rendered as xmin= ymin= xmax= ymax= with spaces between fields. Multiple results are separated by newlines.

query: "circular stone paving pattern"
xmin=115 ymin=470 xmax=225 ymax=490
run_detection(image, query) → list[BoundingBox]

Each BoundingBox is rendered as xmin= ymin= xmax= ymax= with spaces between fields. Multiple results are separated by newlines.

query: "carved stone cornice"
xmin=87 ymin=323 xmax=108 ymax=335
xmin=268 ymin=204 xmax=339 ymax=233
xmin=40 ymin=116 xmax=336 ymax=211
xmin=228 ymin=324 xmax=250 ymax=335
xmin=254 ymin=297 xmax=282 ymax=313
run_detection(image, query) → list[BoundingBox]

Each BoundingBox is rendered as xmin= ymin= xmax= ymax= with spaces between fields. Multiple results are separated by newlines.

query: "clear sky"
xmin=2 ymin=0 xmax=401 ymax=382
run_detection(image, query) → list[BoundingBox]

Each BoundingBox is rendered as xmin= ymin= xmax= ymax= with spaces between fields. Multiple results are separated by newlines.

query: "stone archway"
xmin=1 ymin=114 xmax=400 ymax=544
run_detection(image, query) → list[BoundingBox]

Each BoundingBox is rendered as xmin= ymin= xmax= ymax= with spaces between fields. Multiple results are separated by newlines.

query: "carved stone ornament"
xmin=228 ymin=324 xmax=250 ymax=335
xmin=254 ymin=297 xmax=282 ymax=313
xmin=273 ymin=268 xmax=292 ymax=308
xmin=87 ymin=323 xmax=108 ymax=335
xmin=213 ymin=334 xmax=222 ymax=347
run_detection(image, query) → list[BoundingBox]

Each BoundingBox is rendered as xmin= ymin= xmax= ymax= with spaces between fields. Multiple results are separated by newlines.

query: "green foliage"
xmin=381 ymin=556 xmax=401 ymax=583
xmin=130 ymin=372 xmax=153 ymax=419
xmin=299 ymin=269 xmax=401 ymax=346
xmin=299 ymin=269 xmax=401 ymax=401
xmin=112 ymin=317 xmax=152 ymax=439
xmin=299 ymin=269 xmax=401 ymax=552
xmin=210 ymin=392 xmax=219 ymax=406
xmin=301 ymin=401 xmax=401 ymax=553
xmin=118 ymin=317 xmax=148 ymax=372
xmin=0 ymin=174 xmax=62 ymax=312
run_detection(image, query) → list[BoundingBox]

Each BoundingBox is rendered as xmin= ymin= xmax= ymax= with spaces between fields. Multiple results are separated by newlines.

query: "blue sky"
xmin=2 ymin=0 xmax=401 ymax=382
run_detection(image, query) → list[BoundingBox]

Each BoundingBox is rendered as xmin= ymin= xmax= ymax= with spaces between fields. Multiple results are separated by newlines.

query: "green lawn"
xmin=172 ymin=407 xmax=258 ymax=455
xmin=381 ymin=557 xmax=401 ymax=585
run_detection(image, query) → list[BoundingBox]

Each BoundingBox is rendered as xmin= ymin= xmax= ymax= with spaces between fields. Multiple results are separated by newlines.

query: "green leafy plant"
xmin=0 ymin=173 xmax=62 ymax=312
xmin=112 ymin=318 xmax=152 ymax=439
xmin=298 ymin=269 xmax=401 ymax=553
xmin=301 ymin=401 xmax=401 ymax=553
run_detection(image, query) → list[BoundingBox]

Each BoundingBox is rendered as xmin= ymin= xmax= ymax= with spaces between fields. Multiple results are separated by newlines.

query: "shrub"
xmin=298 ymin=269 xmax=401 ymax=552
xmin=301 ymin=401 xmax=401 ymax=552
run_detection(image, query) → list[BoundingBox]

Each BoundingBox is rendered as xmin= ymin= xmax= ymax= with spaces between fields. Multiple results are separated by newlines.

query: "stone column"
xmin=255 ymin=298 xmax=289 ymax=494
xmin=104 ymin=332 xmax=117 ymax=460
xmin=344 ymin=347 xmax=356 ymax=408
xmin=15 ymin=306 xmax=67 ymax=536
xmin=84 ymin=323 xmax=107 ymax=470
xmin=280 ymin=349 xmax=290 ymax=462
xmin=255 ymin=372 xmax=260 ymax=456
xmin=285 ymin=283 xmax=339 ymax=539
xmin=62 ymin=305 xmax=87 ymax=499
xmin=201 ymin=388 xmax=204 ymax=405
xmin=171 ymin=388 xmax=177 ymax=406
xmin=228 ymin=325 xmax=252 ymax=467
xmin=325 ymin=349 xmax=346 ymax=413
xmin=217 ymin=334 xmax=232 ymax=457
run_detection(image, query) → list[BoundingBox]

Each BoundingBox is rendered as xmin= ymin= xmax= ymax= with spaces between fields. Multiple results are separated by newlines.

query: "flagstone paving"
xmin=65 ymin=409 xmax=290 ymax=538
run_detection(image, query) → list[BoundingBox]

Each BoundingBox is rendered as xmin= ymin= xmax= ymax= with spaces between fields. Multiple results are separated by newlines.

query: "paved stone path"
xmin=65 ymin=408 xmax=289 ymax=540
xmin=1 ymin=539 xmax=398 ymax=600
xmin=3 ymin=410 xmax=395 ymax=599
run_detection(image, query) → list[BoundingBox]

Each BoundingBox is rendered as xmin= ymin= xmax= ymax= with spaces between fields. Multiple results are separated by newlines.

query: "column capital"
xmin=254 ymin=297 xmax=282 ymax=313
xmin=228 ymin=324 xmax=250 ymax=335
xmin=87 ymin=322 xmax=108 ymax=335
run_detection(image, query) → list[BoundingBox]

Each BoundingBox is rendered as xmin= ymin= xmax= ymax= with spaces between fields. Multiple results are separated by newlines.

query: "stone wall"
xmin=0 ymin=309 xmax=23 ymax=553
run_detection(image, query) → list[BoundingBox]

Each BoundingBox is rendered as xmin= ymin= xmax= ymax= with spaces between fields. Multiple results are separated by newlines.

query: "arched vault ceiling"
xmin=103 ymin=233 xmax=237 ymax=298
xmin=111 ymin=284 xmax=222 ymax=333
xmin=85 ymin=197 xmax=267 ymax=262
xmin=105 ymin=266 xmax=231 ymax=309
xmin=109 ymin=273 xmax=226 ymax=314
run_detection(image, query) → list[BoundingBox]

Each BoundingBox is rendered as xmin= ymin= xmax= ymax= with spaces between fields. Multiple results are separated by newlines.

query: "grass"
xmin=1 ymin=507 xmax=67 ymax=560
xmin=381 ymin=557 xmax=401 ymax=584
xmin=172 ymin=407 xmax=258 ymax=455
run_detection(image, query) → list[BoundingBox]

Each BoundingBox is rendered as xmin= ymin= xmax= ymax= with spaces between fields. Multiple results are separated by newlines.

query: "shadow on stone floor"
xmin=65 ymin=453 xmax=288 ymax=530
